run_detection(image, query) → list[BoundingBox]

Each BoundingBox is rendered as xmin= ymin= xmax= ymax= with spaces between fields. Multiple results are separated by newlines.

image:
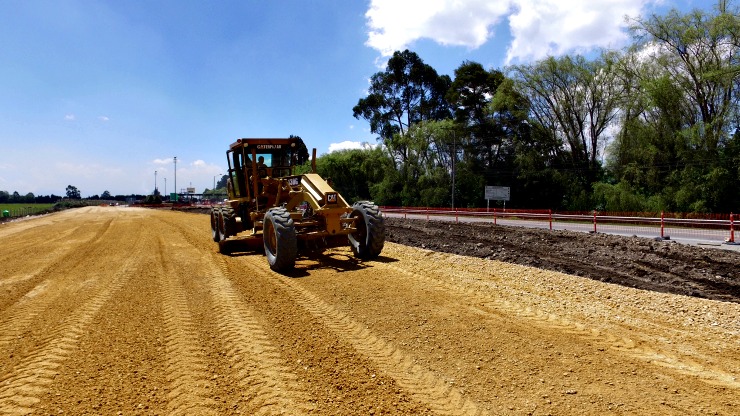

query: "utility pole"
xmin=452 ymin=131 xmax=456 ymax=211
xmin=173 ymin=157 xmax=177 ymax=201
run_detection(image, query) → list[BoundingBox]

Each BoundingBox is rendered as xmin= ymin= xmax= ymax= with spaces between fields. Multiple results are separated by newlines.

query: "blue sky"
xmin=0 ymin=0 xmax=701 ymax=197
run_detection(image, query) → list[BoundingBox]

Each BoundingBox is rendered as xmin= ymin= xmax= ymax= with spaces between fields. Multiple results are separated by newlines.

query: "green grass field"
xmin=0 ymin=203 xmax=56 ymax=218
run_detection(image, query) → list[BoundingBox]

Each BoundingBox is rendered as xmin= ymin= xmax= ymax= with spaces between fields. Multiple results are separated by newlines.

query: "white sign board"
xmin=485 ymin=186 xmax=510 ymax=201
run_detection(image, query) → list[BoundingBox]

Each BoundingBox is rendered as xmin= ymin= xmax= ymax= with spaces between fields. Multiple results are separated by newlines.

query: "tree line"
xmin=320 ymin=3 xmax=740 ymax=213
xmin=0 ymin=185 xmax=141 ymax=204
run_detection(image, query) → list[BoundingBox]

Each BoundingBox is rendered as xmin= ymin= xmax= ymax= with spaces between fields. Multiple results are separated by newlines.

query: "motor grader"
xmin=210 ymin=137 xmax=385 ymax=272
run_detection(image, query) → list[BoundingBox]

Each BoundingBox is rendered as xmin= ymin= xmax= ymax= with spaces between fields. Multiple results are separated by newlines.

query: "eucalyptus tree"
xmin=353 ymin=50 xmax=452 ymax=167
xmin=446 ymin=61 xmax=505 ymax=167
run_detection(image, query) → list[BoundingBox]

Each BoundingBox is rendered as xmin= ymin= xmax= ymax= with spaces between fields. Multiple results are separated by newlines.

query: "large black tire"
xmin=221 ymin=206 xmax=237 ymax=238
xmin=263 ymin=207 xmax=297 ymax=272
xmin=348 ymin=201 xmax=385 ymax=259
xmin=217 ymin=210 xmax=225 ymax=242
xmin=210 ymin=207 xmax=220 ymax=242
xmin=217 ymin=209 xmax=233 ymax=254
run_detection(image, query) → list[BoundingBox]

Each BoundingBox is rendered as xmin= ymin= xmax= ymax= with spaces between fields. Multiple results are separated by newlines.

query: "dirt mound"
xmin=385 ymin=217 xmax=740 ymax=303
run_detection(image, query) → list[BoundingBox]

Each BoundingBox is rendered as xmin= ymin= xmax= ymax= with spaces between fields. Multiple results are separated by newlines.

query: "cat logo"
xmin=326 ymin=193 xmax=337 ymax=204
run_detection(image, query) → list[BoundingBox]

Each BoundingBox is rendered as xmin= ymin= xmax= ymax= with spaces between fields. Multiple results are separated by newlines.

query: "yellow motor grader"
xmin=210 ymin=137 xmax=385 ymax=272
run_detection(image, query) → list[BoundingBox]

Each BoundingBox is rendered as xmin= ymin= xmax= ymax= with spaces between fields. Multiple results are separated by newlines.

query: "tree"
xmin=101 ymin=190 xmax=111 ymax=199
xmin=397 ymin=120 xmax=457 ymax=207
xmin=215 ymin=175 xmax=228 ymax=190
xmin=605 ymin=4 xmax=740 ymax=212
xmin=630 ymin=5 xmax=740 ymax=155
xmin=314 ymin=146 xmax=394 ymax=204
xmin=289 ymin=135 xmax=310 ymax=165
xmin=447 ymin=61 xmax=508 ymax=177
xmin=353 ymin=50 xmax=452 ymax=165
xmin=509 ymin=53 xmax=620 ymax=202
xmin=145 ymin=194 xmax=162 ymax=204
xmin=65 ymin=185 xmax=81 ymax=199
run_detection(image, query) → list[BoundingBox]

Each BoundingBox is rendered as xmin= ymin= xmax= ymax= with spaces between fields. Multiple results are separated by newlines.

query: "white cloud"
xmin=365 ymin=0 xmax=653 ymax=63
xmin=505 ymin=0 xmax=645 ymax=63
xmin=64 ymin=114 xmax=76 ymax=121
xmin=153 ymin=158 xmax=173 ymax=165
xmin=328 ymin=141 xmax=377 ymax=153
xmin=192 ymin=159 xmax=206 ymax=167
xmin=98 ymin=115 xmax=110 ymax=122
xmin=366 ymin=0 xmax=512 ymax=56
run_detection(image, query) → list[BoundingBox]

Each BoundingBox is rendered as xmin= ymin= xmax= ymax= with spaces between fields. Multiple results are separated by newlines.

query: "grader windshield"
xmin=225 ymin=138 xmax=300 ymax=199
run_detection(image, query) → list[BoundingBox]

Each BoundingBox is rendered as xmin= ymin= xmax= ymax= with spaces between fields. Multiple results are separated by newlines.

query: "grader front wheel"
xmin=348 ymin=201 xmax=385 ymax=259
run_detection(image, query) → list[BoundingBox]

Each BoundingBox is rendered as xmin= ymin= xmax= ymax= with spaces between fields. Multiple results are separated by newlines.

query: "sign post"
xmin=485 ymin=186 xmax=510 ymax=211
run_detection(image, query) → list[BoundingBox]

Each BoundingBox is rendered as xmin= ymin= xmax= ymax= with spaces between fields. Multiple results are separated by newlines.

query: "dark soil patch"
xmin=385 ymin=217 xmax=740 ymax=304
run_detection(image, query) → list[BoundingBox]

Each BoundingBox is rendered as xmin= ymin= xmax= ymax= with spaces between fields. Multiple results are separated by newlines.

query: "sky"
xmin=0 ymin=0 xmax=705 ymax=197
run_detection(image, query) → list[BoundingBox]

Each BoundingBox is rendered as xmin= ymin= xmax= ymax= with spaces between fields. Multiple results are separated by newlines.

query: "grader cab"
xmin=210 ymin=137 xmax=385 ymax=272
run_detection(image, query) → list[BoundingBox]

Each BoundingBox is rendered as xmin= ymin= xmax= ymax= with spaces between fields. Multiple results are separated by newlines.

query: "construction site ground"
xmin=0 ymin=206 xmax=737 ymax=415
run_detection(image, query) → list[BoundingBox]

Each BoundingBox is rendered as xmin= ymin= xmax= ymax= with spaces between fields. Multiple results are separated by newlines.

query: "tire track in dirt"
xmin=206 ymin=258 xmax=315 ymax=415
xmin=0 ymin=217 xmax=115 ymax=348
xmin=236 ymin=259 xmax=487 ymax=416
xmin=156 ymin=234 xmax=219 ymax=416
xmin=0 ymin=217 xmax=111 ymax=294
xmin=171 ymin=211 xmax=488 ymax=414
xmin=0 ymin=211 xmax=63 ymax=240
xmin=0 ymin=222 xmax=82 ymax=270
xmin=0 ymin=208 xmax=107 ymax=264
xmin=0 ymin=221 xmax=142 ymax=415
xmin=377 ymin=250 xmax=740 ymax=389
xmin=155 ymin=214 xmax=314 ymax=415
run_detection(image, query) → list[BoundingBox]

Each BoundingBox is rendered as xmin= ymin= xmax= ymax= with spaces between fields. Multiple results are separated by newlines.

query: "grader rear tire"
xmin=263 ymin=207 xmax=297 ymax=272
xmin=217 ymin=210 xmax=227 ymax=242
xmin=210 ymin=208 xmax=220 ymax=242
xmin=217 ymin=209 xmax=233 ymax=254
xmin=348 ymin=201 xmax=385 ymax=259
xmin=221 ymin=206 xmax=237 ymax=238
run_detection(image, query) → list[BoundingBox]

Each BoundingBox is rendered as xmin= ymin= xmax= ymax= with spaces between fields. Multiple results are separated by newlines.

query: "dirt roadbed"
xmin=0 ymin=207 xmax=737 ymax=415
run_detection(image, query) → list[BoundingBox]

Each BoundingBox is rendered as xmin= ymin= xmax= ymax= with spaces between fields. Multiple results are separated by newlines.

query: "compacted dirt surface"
xmin=0 ymin=207 xmax=738 ymax=415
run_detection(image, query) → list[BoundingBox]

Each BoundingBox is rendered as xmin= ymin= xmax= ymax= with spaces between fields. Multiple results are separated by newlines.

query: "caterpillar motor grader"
xmin=210 ymin=137 xmax=385 ymax=272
